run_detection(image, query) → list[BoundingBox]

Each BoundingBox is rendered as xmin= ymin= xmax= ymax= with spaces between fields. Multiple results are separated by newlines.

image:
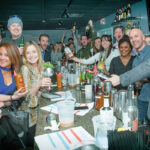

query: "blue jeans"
xmin=138 ymin=100 xmax=149 ymax=123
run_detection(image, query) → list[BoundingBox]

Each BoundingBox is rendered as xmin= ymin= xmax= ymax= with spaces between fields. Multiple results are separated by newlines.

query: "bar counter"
xmin=35 ymin=86 xmax=100 ymax=137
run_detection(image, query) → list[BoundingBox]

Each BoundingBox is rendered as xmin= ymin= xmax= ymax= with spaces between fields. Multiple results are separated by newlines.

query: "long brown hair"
xmin=0 ymin=42 xmax=21 ymax=73
xmin=101 ymin=35 xmax=113 ymax=58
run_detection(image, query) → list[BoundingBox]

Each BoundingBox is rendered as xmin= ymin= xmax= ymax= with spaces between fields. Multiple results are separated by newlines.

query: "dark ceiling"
xmin=0 ymin=0 xmax=141 ymax=30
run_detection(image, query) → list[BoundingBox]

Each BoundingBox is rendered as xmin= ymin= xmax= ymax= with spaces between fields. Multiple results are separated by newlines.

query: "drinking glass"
xmin=43 ymin=68 xmax=54 ymax=90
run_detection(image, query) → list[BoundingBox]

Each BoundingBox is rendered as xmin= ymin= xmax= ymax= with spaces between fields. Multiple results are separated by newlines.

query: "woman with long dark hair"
xmin=66 ymin=35 xmax=120 ymax=71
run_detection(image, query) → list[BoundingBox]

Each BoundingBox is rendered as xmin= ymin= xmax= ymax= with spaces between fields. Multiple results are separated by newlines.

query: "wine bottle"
xmin=127 ymin=4 xmax=131 ymax=18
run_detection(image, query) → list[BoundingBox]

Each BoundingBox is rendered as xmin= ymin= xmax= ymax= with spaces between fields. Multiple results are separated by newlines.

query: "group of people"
xmin=0 ymin=16 xmax=51 ymax=149
xmin=67 ymin=27 xmax=150 ymax=125
xmin=1 ymin=14 xmax=150 ymax=149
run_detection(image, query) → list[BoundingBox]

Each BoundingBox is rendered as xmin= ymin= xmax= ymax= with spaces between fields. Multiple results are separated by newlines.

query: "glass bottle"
xmin=127 ymin=4 xmax=131 ymax=18
xmin=19 ymin=36 xmax=24 ymax=47
xmin=127 ymin=84 xmax=134 ymax=103
xmin=90 ymin=42 xmax=94 ymax=57
xmin=95 ymin=86 xmax=104 ymax=111
xmin=122 ymin=96 xmax=138 ymax=131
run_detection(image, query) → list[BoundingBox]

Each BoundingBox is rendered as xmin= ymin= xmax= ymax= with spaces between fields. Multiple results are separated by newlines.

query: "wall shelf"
xmin=112 ymin=17 xmax=141 ymax=25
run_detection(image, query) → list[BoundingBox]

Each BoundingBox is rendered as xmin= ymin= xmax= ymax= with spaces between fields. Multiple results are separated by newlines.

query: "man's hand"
xmin=135 ymin=81 xmax=143 ymax=89
xmin=106 ymin=74 xmax=120 ymax=86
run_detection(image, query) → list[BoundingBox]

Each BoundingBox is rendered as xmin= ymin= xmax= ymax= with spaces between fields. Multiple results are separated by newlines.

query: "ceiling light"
xmin=42 ymin=20 xmax=46 ymax=23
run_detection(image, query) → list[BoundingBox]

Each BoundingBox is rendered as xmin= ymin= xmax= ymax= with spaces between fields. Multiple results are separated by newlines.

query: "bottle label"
xmin=132 ymin=119 xmax=138 ymax=131
xmin=104 ymin=98 xmax=109 ymax=107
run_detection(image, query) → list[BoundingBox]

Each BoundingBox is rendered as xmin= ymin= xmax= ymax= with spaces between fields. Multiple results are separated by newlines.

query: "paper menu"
xmin=40 ymin=102 xmax=94 ymax=116
xmin=34 ymin=126 xmax=95 ymax=150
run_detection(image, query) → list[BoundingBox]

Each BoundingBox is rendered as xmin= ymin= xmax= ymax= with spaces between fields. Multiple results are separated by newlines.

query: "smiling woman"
xmin=108 ymin=36 xmax=135 ymax=89
xmin=20 ymin=41 xmax=52 ymax=146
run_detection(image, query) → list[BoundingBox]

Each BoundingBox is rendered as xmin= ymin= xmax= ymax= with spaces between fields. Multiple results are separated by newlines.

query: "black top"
xmin=109 ymin=56 xmax=135 ymax=90
xmin=44 ymin=49 xmax=51 ymax=62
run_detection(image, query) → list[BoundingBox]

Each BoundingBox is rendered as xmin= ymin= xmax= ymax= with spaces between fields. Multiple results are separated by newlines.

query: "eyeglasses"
xmin=9 ymin=15 xmax=22 ymax=20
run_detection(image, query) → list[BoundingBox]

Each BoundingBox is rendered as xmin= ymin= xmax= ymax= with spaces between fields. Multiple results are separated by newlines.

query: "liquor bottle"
xmin=90 ymin=42 xmax=94 ymax=57
xmin=101 ymin=95 xmax=111 ymax=111
xmin=118 ymin=9 xmax=122 ymax=21
xmin=121 ymin=7 xmax=124 ymax=20
xmin=116 ymin=9 xmax=119 ymax=22
xmin=123 ymin=6 xmax=127 ymax=19
xmin=122 ymin=97 xmax=138 ymax=131
xmin=127 ymin=84 xmax=134 ymax=101
xmin=127 ymin=4 xmax=131 ymax=18
xmin=19 ymin=36 xmax=24 ymax=47
xmin=114 ymin=9 xmax=119 ymax=23
xmin=137 ymin=21 xmax=141 ymax=29
xmin=95 ymin=86 xmax=104 ymax=111
xmin=100 ymin=94 xmax=113 ymax=117
xmin=132 ymin=22 xmax=136 ymax=28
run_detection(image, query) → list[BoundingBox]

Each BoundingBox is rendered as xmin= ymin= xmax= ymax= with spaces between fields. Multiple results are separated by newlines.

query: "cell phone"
xmin=98 ymin=73 xmax=110 ymax=81
xmin=74 ymin=106 xmax=89 ymax=110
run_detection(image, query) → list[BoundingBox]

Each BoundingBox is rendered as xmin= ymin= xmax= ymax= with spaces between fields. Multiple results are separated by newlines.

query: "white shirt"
xmin=82 ymin=48 xmax=120 ymax=71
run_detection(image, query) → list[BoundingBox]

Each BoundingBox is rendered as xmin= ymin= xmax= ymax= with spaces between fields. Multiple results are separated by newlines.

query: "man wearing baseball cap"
xmin=2 ymin=15 xmax=26 ymax=55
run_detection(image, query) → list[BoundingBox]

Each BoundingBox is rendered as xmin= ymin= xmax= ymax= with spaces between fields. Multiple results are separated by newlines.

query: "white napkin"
xmin=35 ymin=126 xmax=95 ymax=150
xmin=50 ymin=91 xmax=76 ymax=102
xmin=40 ymin=102 xmax=94 ymax=116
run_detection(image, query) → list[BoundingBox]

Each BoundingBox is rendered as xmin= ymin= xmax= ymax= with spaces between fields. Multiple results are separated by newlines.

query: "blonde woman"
xmin=21 ymin=41 xmax=51 ymax=146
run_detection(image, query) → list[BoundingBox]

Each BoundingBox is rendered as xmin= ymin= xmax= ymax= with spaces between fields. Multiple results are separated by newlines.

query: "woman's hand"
xmin=12 ymin=88 xmax=28 ymax=100
xmin=40 ymin=77 xmax=51 ymax=87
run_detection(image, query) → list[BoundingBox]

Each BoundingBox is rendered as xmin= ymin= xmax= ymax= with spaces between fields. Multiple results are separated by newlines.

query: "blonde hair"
xmin=23 ymin=41 xmax=44 ymax=72
xmin=0 ymin=42 xmax=21 ymax=73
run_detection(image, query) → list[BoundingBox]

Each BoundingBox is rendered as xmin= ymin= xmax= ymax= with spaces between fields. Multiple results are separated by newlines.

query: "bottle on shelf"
xmin=114 ymin=9 xmax=119 ymax=23
xmin=132 ymin=22 xmax=136 ymax=28
xmin=127 ymin=4 xmax=131 ymax=18
xmin=123 ymin=6 xmax=127 ymax=19
xmin=118 ymin=9 xmax=122 ymax=21
xmin=120 ymin=7 xmax=124 ymax=20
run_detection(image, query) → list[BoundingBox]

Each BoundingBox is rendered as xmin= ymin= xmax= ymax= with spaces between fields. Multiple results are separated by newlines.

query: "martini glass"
xmin=43 ymin=68 xmax=54 ymax=90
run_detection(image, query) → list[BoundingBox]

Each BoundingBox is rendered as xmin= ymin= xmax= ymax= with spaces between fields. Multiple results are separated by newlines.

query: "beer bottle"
xmin=95 ymin=86 xmax=104 ymax=111
xmin=19 ymin=36 xmax=24 ymax=47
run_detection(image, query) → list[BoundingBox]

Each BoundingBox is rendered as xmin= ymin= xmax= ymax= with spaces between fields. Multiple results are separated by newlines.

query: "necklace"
xmin=0 ymin=66 xmax=11 ymax=71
